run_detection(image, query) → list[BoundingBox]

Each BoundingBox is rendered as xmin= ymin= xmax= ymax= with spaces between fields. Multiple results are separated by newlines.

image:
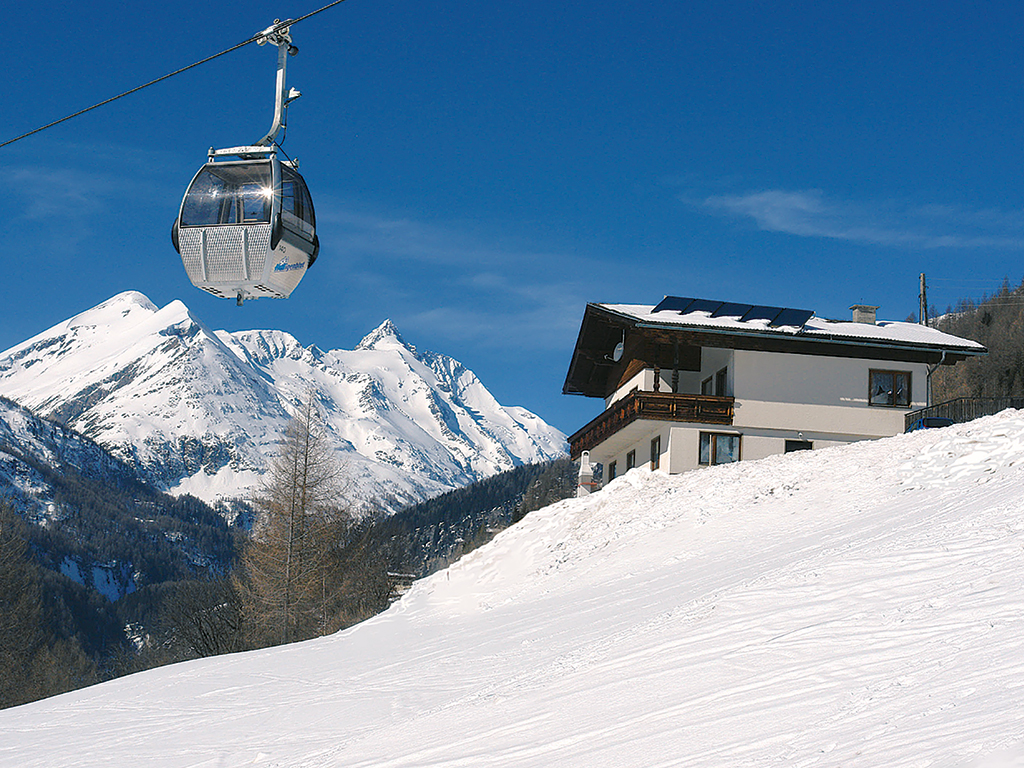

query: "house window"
xmin=869 ymin=370 xmax=911 ymax=407
xmin=785 ymin=440 xmax=813 ymax=453
xmin=650 ymin=436 xmax=661 ymax=470
xmin=701 ymin=376 xmax=713 ymax=396
xmin=699 ymin=432 xmax=741 ymax=465
xmin=608 ymin=461 xmax=617 ymax=481
xmin=626 ymin=449 xmax=636 ymax=471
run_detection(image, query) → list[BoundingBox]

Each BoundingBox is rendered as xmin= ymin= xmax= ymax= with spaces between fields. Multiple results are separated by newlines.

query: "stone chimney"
xmin=577 ymin=451 xmax=595 ymax=497
xmin=850 ymin=304 xmax=879 ymax=325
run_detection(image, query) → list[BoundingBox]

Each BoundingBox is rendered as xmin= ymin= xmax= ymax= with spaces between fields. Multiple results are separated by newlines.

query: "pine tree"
xmin=234 ymin=395 xmax=348 ymax=646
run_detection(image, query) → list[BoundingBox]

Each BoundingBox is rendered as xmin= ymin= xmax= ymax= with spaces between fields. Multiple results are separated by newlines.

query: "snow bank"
xmin=3 ymin=411 xmax=1024 ymax=767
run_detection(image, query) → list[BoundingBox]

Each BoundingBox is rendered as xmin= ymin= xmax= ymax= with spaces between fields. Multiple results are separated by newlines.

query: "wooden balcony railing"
xmin=568 ymin=390 xmax=734 ymax=459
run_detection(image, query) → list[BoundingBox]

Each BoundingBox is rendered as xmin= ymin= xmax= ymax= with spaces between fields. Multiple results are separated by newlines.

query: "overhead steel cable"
xmin=0 ymin=39 xmax=257 ymax=149
xmin=0 ymin=0 xmax=349 ymax=150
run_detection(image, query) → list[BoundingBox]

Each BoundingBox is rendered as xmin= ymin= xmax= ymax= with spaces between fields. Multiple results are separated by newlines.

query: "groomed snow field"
xmin=4 ymin=410 xmax=1024 ymax=767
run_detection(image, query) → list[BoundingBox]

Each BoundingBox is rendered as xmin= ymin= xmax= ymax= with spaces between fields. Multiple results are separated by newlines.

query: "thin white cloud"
xmin=10 ymin=167 xmax=113 ymax=221
xmin=319 ymin=207 xmax=475 ymax=265
xmin=313 ymin=201 xmax=598 ymax=350
xmin=7 ymin=140 xmax=184 ymax=224
xmin=318 ymin=203 xmax=572 ymax=269
xmin=699 ymin=189 xmax=1024 ymax=249
xmin=403 ymin=277 xmax=587 ymax=351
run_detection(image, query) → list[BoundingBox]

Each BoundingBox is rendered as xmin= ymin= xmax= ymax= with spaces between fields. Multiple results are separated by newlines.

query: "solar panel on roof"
xmin=770 ymin=308 xmax=814 ymax=328
xmin=684 ymin=299 xmax=724 ymax=314
xmin=650 ymin=296 xmax=815 ymax=330
xmin=740 ymin=305 xmax=785 ymax=323
xmin=710 ymin=302 xmax=751 ymax=318
xmin=651 ymin=296 xmax=695 ymax=314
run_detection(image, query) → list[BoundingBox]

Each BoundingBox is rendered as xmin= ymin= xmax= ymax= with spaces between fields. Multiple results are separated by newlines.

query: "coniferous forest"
xmin=931 ymin=278 xmax=1024 ymax=401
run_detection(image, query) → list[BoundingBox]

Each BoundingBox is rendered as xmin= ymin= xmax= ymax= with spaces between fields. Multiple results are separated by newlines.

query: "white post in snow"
xmin=577 ymin=451 xmax=595 ymax=497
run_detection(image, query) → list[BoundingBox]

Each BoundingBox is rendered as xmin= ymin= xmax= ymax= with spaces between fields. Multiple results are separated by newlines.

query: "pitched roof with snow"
xmin=564 ymin=295 xmax=986 ymax=398
xmin=605 ymin=297 xmax=985 ymax=351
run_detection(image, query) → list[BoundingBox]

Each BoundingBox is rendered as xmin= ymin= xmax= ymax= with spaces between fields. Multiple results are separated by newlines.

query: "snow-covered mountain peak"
xmin=37 ymin=292 xmax=199 ymax=353
xmin=0 ymin=293 xmax=565 ymax=509
xmin=3 ymin=290 xmax=154 ymax=362
xmin=74 ymin=290 xmax=159 ymax=321
xmin=356 ymin=319 xmax=412 ymax=352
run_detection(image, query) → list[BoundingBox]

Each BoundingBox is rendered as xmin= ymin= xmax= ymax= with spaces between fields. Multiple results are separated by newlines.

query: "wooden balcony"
xmin=568 ymin=390 xmax=734 ymax=459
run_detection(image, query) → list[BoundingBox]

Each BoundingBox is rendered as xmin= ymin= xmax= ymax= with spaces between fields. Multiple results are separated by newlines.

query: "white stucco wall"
xmin=607 ymin=348 xmax=738 ymax=406
xmin=732 ymin=349 xmax=927 ymax=438
xmin=591 ymin=348 xmax=930 ymax=483
xmin=732 ymin=350 xmax=928 ymax=409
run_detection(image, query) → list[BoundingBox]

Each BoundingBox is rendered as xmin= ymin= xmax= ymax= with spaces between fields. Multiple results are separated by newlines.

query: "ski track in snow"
xmin=4 ymin=411 xmax=1024 ymax=767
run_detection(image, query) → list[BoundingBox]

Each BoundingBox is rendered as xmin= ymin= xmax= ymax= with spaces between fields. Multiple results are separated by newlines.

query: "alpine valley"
xmin=0 ymin=291 xmax=566 ymax=513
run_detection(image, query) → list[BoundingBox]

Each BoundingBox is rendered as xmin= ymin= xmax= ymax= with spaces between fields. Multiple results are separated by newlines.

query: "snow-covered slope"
xmin=5 ymin=410 xmax=1024 ymax=767
xmin=0 ymin=292 xmax=565 ymax=510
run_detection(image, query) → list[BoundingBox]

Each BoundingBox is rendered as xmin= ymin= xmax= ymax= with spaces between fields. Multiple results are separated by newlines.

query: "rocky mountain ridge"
xmin=0 ymin=292 xmax=566 ymax=511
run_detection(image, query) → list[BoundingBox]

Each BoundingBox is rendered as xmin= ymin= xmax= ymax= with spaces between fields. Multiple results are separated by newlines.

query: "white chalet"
xmin=563 ymin=296 xmax=985 ymax=479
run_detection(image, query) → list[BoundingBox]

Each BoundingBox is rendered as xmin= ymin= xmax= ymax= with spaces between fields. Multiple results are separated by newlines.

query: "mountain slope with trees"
xmin=0 ymin=499 xmax=99 ymax=708
xmin=1 ymin=390 xmax=574 ymax=708
xmin=931 ymin=277 xmax=1024 ymax=401
xmin=372 ymin=457 xmax=577 ymax=579
xmin=0 ymin=396 xmax=241 ymax=708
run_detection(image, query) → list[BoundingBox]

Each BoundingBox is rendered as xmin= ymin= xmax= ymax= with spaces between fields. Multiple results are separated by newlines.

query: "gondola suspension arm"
xmin=255 ymin=20 xmax=301 ymax=148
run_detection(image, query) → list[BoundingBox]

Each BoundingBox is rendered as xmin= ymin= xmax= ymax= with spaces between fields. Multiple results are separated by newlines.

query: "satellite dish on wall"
xmin=606 ymin=329 xmax=626 ymax=362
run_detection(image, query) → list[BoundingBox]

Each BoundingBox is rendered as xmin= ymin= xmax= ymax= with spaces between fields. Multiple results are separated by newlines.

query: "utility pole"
xmin=920 ymin=272 xmax=936 ymax=407
xmin=919 ymin=273 xmax=928 ymax=326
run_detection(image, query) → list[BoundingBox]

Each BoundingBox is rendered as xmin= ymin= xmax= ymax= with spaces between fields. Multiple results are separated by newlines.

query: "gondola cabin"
xmin=172 ymin=145 xmax=318 ymax=304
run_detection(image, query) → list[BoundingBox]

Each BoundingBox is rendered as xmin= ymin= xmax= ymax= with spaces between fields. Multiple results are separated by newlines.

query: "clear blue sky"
xmin=4 ymin=0 xmax=1024 ymax=436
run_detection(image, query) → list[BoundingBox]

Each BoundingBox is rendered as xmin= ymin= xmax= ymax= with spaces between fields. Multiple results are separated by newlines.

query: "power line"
xmin=928 ymin=277 xmax=1024 ymax=284
xmin=0 ymin=0 xmax=350 ymax=150
xmin=926 ymin=276 xmax=1024 ymax=305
